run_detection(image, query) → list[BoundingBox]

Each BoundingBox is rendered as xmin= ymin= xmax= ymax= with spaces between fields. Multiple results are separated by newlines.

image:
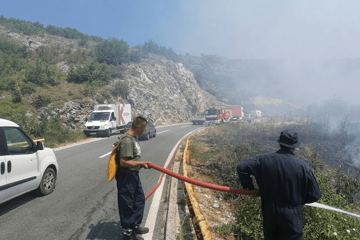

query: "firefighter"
xmin=115 ymin=116 xmax=151 ymax=240
xmin=237 ymin=129 xmax=322 ymax=240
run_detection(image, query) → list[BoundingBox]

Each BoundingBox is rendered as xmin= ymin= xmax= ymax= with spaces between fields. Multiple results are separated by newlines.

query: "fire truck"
xmin=204 ymin=105 xmax=244 ymax=124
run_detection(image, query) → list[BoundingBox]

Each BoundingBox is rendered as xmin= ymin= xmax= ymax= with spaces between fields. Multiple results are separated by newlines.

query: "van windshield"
xmin=89 ymin=112 xmax=110 ymax=121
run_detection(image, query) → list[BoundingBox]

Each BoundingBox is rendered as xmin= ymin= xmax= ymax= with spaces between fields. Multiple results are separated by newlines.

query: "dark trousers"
xmin=115 ymin=170 xmax=145 ymax=235
xmin=262 ymin=205 xmax=303 ymax=240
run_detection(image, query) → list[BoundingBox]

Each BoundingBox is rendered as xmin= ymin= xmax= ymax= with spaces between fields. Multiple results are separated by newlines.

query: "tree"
xmin=95 ymin=38 xmax=130 ymax=65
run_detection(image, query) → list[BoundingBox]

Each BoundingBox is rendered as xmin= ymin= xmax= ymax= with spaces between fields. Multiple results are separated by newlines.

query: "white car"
xmin=0 ymin=118 xmax=59 ymax=204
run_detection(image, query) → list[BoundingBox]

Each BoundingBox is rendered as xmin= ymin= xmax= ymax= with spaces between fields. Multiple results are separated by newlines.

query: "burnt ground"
xmin=184 ymin=120 xmax=360 ymax=239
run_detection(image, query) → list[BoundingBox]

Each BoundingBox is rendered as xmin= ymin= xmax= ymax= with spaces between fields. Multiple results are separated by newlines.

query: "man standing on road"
xmin=115 ymin=116 xmax=151 ymax=240
xmin=237 ymin=129 xmax=322 ymax=240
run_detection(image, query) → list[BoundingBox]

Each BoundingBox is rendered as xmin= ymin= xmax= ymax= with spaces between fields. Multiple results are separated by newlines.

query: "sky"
xmin=2 ymin=0 xmax=360 ymax=59
xmin=2 ymin=0 xmax=360 ymax=107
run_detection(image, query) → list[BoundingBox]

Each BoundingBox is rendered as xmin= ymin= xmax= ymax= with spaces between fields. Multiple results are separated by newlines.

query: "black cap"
xmin=277 ymin=130 xmax=300 ymax=148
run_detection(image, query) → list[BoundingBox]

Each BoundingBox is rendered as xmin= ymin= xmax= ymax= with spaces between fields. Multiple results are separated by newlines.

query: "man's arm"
xmin=237 ymin=158 xmax=258 ymax=190
xmin=120 ymin=158 xmax=150 ymax=169
xmin=305 ymin=169 xmax=322 ymax=203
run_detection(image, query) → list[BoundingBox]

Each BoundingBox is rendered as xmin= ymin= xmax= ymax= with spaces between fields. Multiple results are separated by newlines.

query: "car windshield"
xmin=89 ymin=112 xmax=110 ymax=121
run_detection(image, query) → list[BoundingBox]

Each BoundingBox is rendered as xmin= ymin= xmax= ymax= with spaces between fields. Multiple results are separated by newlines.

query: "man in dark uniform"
xmin=237 ymin=129 xmax=322 ymax=240
xmin=115 ymin=116 xmax=151 ymax=240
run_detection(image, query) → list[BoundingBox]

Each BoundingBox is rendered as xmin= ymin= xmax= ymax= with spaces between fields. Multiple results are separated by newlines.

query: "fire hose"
xmin=145 ymin=162 xmax=259 ymax=199
xmin=145 ymin=163 xmax=360 ymax=218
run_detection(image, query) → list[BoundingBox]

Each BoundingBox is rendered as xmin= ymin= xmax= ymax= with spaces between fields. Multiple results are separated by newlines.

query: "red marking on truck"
xmin=118 ymin=106 xmax=125 ymax=124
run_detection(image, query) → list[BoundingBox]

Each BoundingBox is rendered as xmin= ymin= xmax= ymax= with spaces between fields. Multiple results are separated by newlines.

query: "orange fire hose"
xmin=145 ymin=162 xmax=259 ymax=198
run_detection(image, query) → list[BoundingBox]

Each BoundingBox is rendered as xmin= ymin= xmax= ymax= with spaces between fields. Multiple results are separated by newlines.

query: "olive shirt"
xmin=116 ymin=132 xmax=142 ymax=172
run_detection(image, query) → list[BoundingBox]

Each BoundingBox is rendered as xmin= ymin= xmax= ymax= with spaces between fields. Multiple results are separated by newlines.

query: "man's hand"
xmin=141 ymin=161 xmax=151 ymax=169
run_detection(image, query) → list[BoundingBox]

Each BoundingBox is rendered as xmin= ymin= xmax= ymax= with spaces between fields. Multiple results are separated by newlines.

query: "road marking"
xmin=54 ymin=138 xmax=105 ymax=151
xmin=99 ymin=151 xmax=111 ymax=158
xmin=157 ymin=130 xmax=169 ymax=134
xmin=180 ymin=125 xmax=191 ymax=128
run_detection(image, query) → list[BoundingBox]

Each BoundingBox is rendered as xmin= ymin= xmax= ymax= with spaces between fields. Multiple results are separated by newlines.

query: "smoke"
xmin=172 ymin=1 xmax=360 ymax=108
xmin=177 ymin=1 xmax=360 ymax=59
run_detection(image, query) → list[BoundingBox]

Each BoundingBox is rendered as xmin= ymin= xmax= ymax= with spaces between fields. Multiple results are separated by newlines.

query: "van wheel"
xmin=36 ymin=168 xmax=56 ymax=196
xmin=106 ymin=129 xmax=111 ymax=137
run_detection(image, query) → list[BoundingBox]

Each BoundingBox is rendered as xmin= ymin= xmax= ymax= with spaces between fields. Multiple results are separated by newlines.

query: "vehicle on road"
xmin=0 ymin=118 xmax=59 ymax=204
xmin=189 ymin=112 xmax=206 ymax=125
xmin=84 ymin=103 xmax=131 ymax=137
xmin=205 ymin=105 xmax=244 ymax=124
xmin=124 ymin=121 xmax=157 ymax=140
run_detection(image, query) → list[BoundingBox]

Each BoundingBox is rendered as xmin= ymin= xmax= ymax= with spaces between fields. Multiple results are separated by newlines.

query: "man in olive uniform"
xmin=115 ymin=116 xmax=151 ymax=240
xmin=237 ymin=129 xmax=322 ymax=240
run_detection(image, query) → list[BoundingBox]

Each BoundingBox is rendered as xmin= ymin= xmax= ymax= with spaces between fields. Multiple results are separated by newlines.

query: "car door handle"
xmin=7 ymin=161 xmax=11 ymax=173
xmin=1 ymin=162 xmax=4 ymax=175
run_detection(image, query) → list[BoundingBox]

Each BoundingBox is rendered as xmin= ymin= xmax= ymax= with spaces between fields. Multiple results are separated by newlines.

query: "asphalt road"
xmin=0 ymin=123 xmax=204 ymax=240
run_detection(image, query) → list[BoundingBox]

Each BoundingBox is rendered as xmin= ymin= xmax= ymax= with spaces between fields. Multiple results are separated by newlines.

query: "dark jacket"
xmin=237 ymin=148 xmax=322 ymax=208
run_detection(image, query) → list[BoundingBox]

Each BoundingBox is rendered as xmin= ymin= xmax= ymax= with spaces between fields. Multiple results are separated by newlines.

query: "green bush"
xmin=35 ymin=45 xmax=61 ymax=64
xmin=111 ymin=81 xmax=129 ymax=98
xmin=130 ymin=49 xmax=143 ymax=63
xmin=0 ymin=98 xmax=28 ymax=127
xmin=78 ymin=38 xmax=87 ymax=46
xmin=138 ymin=39 xmax=179 ymax=62
xmin=11 ymin=87 xmax=22 ymax=103
xmin=95 ymin=37 xmax=130 ymax=65
xmin=20 ymin=82 xmax=37 ymax=95
xmin=67 ymin=60 xmax=111 ymax=85
xmin=0 ymin=44 xmax=29 ymax=76
xmin=0 ymin=37 xmax=28 ymax=57
xmin=33 ymin=94 xmax=52 ymax=108
xmin=0 ymin=77 xmax=16 ymax=91
xmin=24 ymin=59 xmax=60 ymax=86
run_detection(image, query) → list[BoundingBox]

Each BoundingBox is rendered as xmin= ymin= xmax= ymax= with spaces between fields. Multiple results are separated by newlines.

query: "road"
xmin=0 ymin=123 xmax=204 ymax=240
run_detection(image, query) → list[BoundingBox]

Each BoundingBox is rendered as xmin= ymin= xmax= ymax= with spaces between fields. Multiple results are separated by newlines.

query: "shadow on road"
xmin=87 ymin=221 xmax=123 ymax=240
xmin=0 ymin=191 xmax=38 ymax=216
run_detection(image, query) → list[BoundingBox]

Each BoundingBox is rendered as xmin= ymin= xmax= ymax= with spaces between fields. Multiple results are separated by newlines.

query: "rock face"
xmin=123 ymin=55 xmax=222 ymax=125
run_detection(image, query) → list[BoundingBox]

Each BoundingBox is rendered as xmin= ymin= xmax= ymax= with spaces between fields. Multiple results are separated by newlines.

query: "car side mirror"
xmin=36 ymin=141 xmax=44 ymax=151
xmin=85 ymin=117 xmax=88 ymax=121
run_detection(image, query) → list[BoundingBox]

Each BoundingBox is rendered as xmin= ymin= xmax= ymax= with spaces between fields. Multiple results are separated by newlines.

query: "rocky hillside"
xmin=1 ymin=25 xmax=222 ymax=129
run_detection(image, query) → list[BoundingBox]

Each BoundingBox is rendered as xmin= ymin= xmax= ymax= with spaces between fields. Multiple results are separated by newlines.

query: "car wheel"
xmin=106 ymin=129 xmax=111 ymax=137
xmin=146 ymin=133 xmax=150 ymax=140
xmin=153 ymin=131 xmax=156 ymax=137
xmin=36 ymin=167 xmax=56 ymax=196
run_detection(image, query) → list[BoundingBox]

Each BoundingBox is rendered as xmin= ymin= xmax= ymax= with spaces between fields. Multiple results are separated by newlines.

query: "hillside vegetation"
xmin=0 ymin=16 xmax=222 ymax=147
xmin=188 ymin=119 xmax=360 ymax=239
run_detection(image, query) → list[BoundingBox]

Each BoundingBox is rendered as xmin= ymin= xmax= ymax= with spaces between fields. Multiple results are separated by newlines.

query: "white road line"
xmin=53 ymin=138 xmax=105 ymax=151
xmin=180 ymin=125 xmax=191 ymax=128
xmin=99 ymin=151 xmax=112 ymax=158
xmin=157 ymin=130 xmax=169 ymax=134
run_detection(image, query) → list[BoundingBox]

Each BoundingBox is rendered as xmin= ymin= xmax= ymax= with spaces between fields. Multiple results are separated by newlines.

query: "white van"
xmin=0 ymin=118 xmax=59 ymax=204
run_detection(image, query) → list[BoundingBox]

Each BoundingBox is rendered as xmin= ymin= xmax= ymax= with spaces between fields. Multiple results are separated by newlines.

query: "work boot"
xmin=135 ymin=225 xmax=149 ymax=234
